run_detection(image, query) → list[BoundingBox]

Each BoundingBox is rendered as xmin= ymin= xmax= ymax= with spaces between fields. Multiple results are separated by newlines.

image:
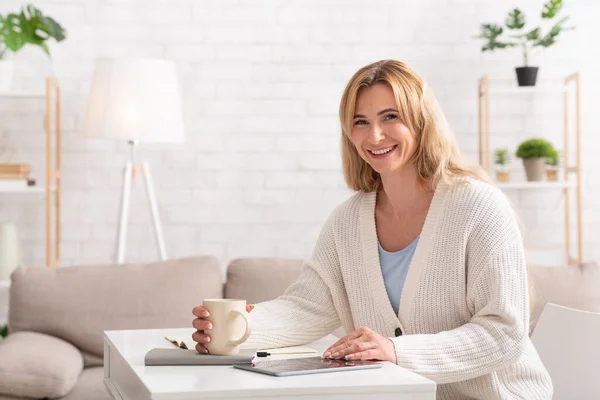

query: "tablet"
xmin=233 ymin=356 xmax=382 ymax=377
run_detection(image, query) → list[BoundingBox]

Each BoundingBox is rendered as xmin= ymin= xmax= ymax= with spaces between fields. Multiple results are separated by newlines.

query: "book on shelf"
xmin=0 ymin=164 xmax=31 ymax=180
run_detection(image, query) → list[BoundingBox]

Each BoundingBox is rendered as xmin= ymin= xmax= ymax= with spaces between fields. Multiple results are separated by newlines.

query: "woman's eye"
xmin=384 ymin=114 xmax=398 ymax=121
xmin=354 ymin=119 xmax=367 ymax=125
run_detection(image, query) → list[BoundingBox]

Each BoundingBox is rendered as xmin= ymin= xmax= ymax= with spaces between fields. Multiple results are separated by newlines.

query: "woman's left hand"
xmin=323 ymin=327 xmax=398 ymax=363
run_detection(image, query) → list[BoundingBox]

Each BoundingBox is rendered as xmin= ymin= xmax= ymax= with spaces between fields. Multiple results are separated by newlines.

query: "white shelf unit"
xmin=478 ymin=73 xmax=583 ymax=264
xmin=0 ymin=91 xmax=45 ymax=98
xmin=496 ymin=181 xmax=578 ymax=190
xmin=0 ymin=79 xmax=62 ymax=268
xmin=488 ymin=86 xmax=567 ymax=95
xmin=0 ymin=186 xmax=57 ymax=194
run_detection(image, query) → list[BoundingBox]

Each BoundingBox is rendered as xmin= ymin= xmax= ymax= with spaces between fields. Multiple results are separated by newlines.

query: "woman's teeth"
xmin=369 ymin=145 xmax=395 ymax=155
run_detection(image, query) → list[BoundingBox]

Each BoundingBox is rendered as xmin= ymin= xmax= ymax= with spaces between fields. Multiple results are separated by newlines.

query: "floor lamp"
xmin=82 ymin=58 xmax=185 ymax=264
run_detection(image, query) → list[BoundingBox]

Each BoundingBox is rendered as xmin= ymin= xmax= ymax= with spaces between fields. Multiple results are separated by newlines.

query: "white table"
xmin=104 ymin=328 xmax=436 ymax=400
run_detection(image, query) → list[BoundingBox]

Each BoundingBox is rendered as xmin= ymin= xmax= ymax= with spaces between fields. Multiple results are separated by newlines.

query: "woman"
xmin=192 ymin=60 xmax=553 ymax=399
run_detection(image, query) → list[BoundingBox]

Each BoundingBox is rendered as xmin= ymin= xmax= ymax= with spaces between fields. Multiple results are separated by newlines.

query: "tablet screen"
xmin=233 ymin=356 xmax=382 ymax=377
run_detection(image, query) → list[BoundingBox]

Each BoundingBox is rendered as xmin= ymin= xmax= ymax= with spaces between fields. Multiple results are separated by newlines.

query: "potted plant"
xmin=546 ymin=148 xmax=559 ymax=181
xmin=494 ymin=148 xmax=511 ymax=182
xmin=475 ymin=0 xmax=573 ymax=86
xmin=516 ymin=138 xmax=556 ymax=181
xmin=0 ymin=4 xmax=66 ymax=91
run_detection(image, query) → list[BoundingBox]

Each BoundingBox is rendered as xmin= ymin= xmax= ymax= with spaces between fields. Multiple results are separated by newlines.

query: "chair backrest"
xmin=531 ymin=303 xmax=600 ymax=399
xmin=528 ymin=262 xmax=600 ymax=334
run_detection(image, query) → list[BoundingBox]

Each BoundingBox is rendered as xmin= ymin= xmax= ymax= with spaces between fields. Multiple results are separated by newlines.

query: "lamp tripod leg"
xmin=142 ymin=162 xmax=167 ymax=260
xmin=116 ymin=162 xmax=133 ymax=264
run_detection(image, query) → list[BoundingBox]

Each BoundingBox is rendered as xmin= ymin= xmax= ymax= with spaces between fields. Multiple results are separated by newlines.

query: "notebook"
xmin=145 ymin=348 xmax=257 ymax=366
xmin=145 ymin=334 xmax=320 ymax=366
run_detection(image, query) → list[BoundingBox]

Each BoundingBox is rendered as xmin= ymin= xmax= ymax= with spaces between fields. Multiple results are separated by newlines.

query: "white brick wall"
xmin=1 ymin=0 xmax=599 ymax=271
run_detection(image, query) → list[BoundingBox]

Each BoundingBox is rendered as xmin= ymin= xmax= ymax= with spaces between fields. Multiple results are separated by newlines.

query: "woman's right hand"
xmin=191 ymin=304 xmax=255 ymax=354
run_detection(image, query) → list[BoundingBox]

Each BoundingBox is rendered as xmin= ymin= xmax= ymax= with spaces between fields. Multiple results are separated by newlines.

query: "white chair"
xmin=531 ymin=303 xmax=600 ymax=399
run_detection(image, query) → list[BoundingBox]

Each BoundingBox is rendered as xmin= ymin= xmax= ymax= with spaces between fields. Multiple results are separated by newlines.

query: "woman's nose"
xmin=368 ymin=124 xmax=386 ymax=143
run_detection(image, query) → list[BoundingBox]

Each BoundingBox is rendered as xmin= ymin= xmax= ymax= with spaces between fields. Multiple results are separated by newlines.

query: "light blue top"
xmin=378 ymin=236 xmax=420 ymax=315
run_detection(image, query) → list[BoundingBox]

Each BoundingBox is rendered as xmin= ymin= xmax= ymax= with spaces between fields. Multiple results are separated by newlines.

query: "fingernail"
xmin=323 ymin=352 xmax=330 ymax=358
xmin=202 ymin=349 xmax=208 ymax=354
xmin=206 ymin=323 xmax=213 ymax=330
xmin=345 ymin=354 xmax=353 ymax=360
xmin=205 ymin=336 xmax=211 ymax=343
xmin=332 ymin=352 xmax=339 ymax=358
xmin=201 ymin=311 xmax=209 ymax=317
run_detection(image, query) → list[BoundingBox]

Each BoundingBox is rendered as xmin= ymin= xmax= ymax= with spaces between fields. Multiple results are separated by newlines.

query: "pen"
xmin=255 ymin=351 xmax=319 ymax=357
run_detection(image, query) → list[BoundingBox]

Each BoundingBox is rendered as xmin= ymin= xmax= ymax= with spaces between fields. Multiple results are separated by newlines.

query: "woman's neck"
xmin=379 ymin=166 xmax=433 ymax=218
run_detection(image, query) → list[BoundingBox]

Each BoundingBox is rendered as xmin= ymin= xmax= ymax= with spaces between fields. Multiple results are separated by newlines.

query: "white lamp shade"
xmin=82 ymin=58 xmax=185 ymax=143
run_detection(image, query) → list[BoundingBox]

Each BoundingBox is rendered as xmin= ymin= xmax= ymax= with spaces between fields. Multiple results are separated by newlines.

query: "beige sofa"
xmin=0 ymin=256 xmax=305 ymax=400
xmin=0 ymin=255 xmax=598 ymax=400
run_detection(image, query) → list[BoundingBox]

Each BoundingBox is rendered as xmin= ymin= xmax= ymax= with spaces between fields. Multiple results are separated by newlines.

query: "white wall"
xmin=0 ymin=0 xmax=598 ymax=271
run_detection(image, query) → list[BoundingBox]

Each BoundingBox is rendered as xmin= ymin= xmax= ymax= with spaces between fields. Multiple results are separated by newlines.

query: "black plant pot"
xmin=515 ymin=67 xmax=539 ymax=87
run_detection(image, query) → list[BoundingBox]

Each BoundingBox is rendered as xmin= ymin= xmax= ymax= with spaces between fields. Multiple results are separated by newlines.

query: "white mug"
xmin=202 ymin=299 xmax=252 ymax=356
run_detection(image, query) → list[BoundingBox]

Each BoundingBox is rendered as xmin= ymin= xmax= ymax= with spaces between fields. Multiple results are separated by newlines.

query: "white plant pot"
xmin=0 ymin=222 xmax=22 ymax=280
xmin=0 ymin=61 xmax=15 ymax=92
xmin=522 ymin=158 xmax=546 ymax=182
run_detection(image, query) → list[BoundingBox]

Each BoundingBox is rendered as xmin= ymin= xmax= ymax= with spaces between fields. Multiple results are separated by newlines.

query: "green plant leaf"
xmin=39 ymin=41 xmax=49 ymax=55
xmin=524 ymin=27 xmax=541 ymax=41
xmin=535 ymin=16 xmax=572 ymax=48
xmin=41 ymin=17 xmax=66 ymax=41
xmin=506 ymin=9 xmax=525 ymax=30
xmin=0 ymin=323 xmax=7 ymax=338
xmin=546 ymin=148 xmax=559 ymax=166
xmin=477 ymin=24 xmax=503 ymax=40
xmin=1 ymin=13 xmax=23 ymax=52
xmin=508 ymin=27 xmax=540 ymax=40
xmin=494 ymin=148 xmax=511 ymax=165
xmin=516 ymin=138 xmax=556 ymax=159
xmin=542 ymin=0 xmax=563 ymax=19
xmin=476 ymin=24 xmax=517 ymax=51
xmin=0 ymin=15 xmax=5 ymax=39
xmin=481 ymin=41 xmax=516 ymax=51
xmin=0 ymin=4 xmax=67 ymax=57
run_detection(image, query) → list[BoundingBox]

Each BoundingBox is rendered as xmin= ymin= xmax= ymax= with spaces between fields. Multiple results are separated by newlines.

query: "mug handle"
xmin=229 ymin=310 xmax=252 ymax=346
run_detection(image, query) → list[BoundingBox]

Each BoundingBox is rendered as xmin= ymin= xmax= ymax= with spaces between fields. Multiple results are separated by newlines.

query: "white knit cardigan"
xmin=246 ymin=178 xmax=553 ymax=399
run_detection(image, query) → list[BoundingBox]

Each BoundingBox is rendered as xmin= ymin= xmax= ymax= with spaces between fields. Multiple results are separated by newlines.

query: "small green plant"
xmin=0 ymin=323 xmax=7 ymax=338
xmin=494 ymin=148 xmax=511 ymax=166
xmin=516 ymin=138 xmax=556 ymax=159
xmin=475 ymin=0 xmax=573 ymax=66
xmin=0 ymin=4 xmax=66 ymax=60
xmin=546 ymin=148 xmax=559 ymax=166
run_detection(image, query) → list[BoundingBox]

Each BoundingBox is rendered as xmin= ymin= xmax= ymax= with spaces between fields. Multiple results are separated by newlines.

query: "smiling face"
xmin=350 ymin=83 xmax=417 ymax=177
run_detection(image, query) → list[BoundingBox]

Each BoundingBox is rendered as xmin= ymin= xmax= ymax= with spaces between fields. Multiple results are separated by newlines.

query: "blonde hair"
xmin=339 ymin=59 xmax=491 ymax=192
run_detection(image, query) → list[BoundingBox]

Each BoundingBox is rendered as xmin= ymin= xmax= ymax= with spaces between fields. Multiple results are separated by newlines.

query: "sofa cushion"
xmin=529 ymin=261 xmax=600 ymax=333
xmin=8 ymin=256 xmax=222 ymax=365
xmin=60 ymin=367 xmax=111 ymax=400
xmin=225 ymin=258 xmax=304 ymax=304
xmin=0 ymin=331 xmax=83 ymax=399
